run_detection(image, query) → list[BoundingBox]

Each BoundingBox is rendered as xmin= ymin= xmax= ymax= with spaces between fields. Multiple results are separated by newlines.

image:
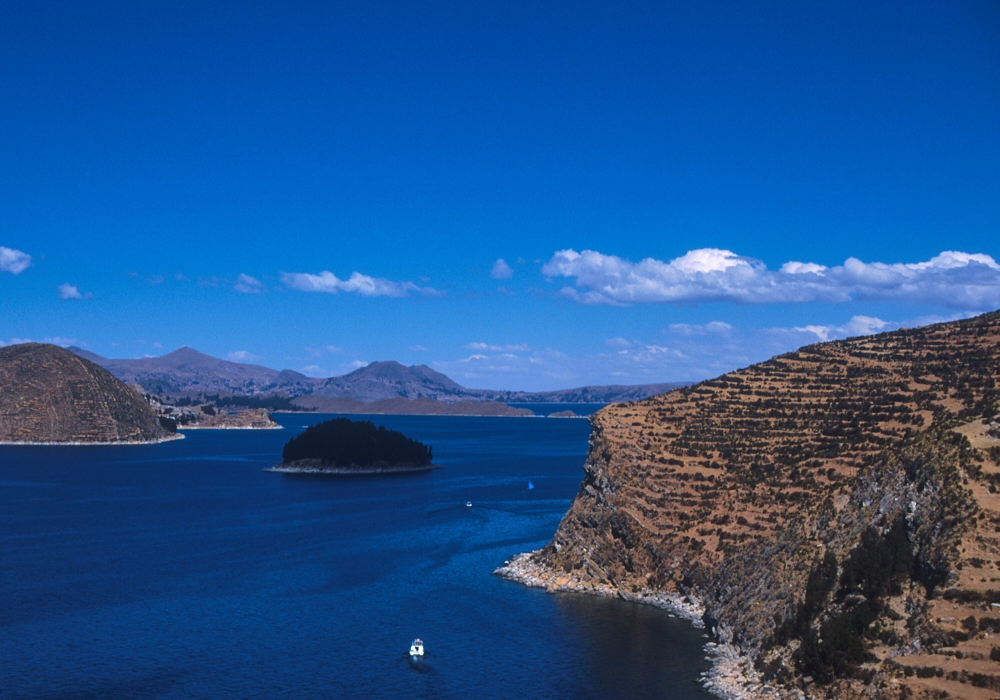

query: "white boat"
xmin=410 ymin=638 xmax=424 ymax=657
xmin=466 ymin=501 xmax=472 ymax=507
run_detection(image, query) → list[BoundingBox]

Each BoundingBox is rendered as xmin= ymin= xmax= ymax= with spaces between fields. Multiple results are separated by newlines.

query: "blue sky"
xmin=2 ymin=1 xmax=999 ymax=390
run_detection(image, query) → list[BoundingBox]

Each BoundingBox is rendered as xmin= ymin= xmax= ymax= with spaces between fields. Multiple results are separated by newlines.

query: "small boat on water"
xmin=466 ymin=501 xmax=472 ymax=507
xmin=410 ymin=638 xmax=425 ymax=657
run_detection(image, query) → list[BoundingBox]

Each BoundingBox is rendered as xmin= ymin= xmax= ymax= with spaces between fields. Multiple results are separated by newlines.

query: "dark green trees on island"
xmin=279 ymin=418 xmax=433 ymax=471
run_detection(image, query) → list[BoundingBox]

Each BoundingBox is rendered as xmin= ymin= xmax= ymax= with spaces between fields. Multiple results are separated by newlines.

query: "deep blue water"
xmin=0 ymin=414 xmax=713 ymax=700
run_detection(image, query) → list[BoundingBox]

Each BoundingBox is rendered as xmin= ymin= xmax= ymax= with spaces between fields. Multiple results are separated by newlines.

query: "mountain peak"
xmin=160 ymin=346 xmax=213 ymax=363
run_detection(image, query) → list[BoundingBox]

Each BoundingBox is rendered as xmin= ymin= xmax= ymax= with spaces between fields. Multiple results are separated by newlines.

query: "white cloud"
xmin=465 ymin=342 xmax=530 ymax=352
xmin=603 ymin=337 xmax=684 ymax=358
xmin=780 ymin=261 xmax=828 ymax=275
xmin=666 ymin=321 xmax=733 ymax=336
xmin=409 ymin=345 xmax=429 ymax=352
xmin=305 ymin=344 xmax=346 ymax=358
xmin=227 ymin=350 xmax=262 ymax=363
xmin=281 ymin=270 xmax=442 ymax=298
xmin=490 ymin=258 xmax=514 ymax=280
xmin=58 ymin=283 xmax=91 ymax=300
xmin=542 ymin=248 xmax=1000 ymax=309
xmin=793 ymin=315 xmax=894 ymax=342
xmin=0 ymin=247 xmax=31 ymax=274
xmin=233 ymin=273 xmax=263 ymax=294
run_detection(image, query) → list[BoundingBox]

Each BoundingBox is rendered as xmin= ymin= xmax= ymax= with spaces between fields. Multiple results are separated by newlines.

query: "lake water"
xmin=0 ymin=414 xmax=713 ymax=699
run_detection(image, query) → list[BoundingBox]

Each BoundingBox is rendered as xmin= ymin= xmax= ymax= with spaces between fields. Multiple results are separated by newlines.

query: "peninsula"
xmin=268 ymin=417 xmax=437 ymax=474
xmin=498 ymin=310 xmax=1000 ymax=700
xmin=0 ymin=343 xmax=174 ymax=444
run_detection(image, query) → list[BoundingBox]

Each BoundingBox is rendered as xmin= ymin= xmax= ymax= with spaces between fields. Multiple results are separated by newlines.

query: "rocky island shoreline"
xmin=266 ymin=458 xmax=439 ymax=475
xmin=0 ymin=434 xmax=184 ymax=446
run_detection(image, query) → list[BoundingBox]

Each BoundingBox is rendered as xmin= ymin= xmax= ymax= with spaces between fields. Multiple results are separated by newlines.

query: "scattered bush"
xmin=980 ymin=617 xmax=1000 ymax=633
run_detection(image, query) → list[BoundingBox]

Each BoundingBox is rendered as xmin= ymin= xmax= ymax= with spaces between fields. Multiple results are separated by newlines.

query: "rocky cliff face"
xmin=499 ymin=311 xmax=1000 ymax=700
xmin=0 ymin=343 xmax=170 ymax=443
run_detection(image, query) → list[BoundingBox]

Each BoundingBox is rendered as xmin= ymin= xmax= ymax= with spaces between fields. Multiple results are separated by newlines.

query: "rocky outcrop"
xmin=499 ymin=310 xmax=1000 ymax=699
xmin=0 ymin=343 xmax=172 ymax=443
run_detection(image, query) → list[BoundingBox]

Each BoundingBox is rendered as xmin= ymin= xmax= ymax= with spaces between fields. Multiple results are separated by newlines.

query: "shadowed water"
xmin=0 ymin=414 xmax=713 ymax=699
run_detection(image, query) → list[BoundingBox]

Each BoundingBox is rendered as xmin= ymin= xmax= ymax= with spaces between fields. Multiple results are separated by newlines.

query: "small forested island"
xmin=267 ymin=418 xmax=437 ymax=474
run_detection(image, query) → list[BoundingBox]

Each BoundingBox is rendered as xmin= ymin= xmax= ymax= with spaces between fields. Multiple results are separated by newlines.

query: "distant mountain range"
xmin=69 ymin=347 xmax=320 ymax=396
xmin=68 ymin=347 xmax=685 ymax=406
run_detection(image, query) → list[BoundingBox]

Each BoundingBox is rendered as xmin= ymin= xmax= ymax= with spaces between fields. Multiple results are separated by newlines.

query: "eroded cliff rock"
xmin=498 ymin=310 xmax=1000 ymax=700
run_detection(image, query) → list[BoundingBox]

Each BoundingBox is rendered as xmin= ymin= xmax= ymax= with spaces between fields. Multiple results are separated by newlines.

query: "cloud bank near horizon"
xmin=434 ymin=312 xmax=976 ymax=390
xmin=281 ymin=270 xmax=442 ymax=298
xmin=542 ymin=248 xmax=1000 ymax=309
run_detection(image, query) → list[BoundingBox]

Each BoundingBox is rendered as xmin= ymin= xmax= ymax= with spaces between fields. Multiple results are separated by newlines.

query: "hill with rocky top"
xmin=497 ymin=310 xmax=1000 ymax=700
xmin=314 ymin=360 xmax=466 ymax=401
xmin=0 ymin=343 xmax=171 ymax=443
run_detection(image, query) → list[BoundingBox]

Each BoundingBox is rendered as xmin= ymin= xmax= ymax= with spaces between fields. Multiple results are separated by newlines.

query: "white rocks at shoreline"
xmin=0 ymin=434 xmax=185 ymax=446
xmin=266 ymin=463 xmax=440 ymax=475
xmin=495 ymin=551 xmax=705 ymax=624
xmin=700 ymin=643 xmax=788 ymax=700
xmin=178 ymin=425 xmax=282 ymax=430
xmin=495 ymin=550 xmax=788 ymax=700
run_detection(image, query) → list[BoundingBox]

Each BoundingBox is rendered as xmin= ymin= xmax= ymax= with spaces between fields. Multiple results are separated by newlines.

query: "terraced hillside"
xmin=500 ymin=310 xmax=1000 ymax=699
xmin=0 ymin=343 xmax=170 ymax=443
